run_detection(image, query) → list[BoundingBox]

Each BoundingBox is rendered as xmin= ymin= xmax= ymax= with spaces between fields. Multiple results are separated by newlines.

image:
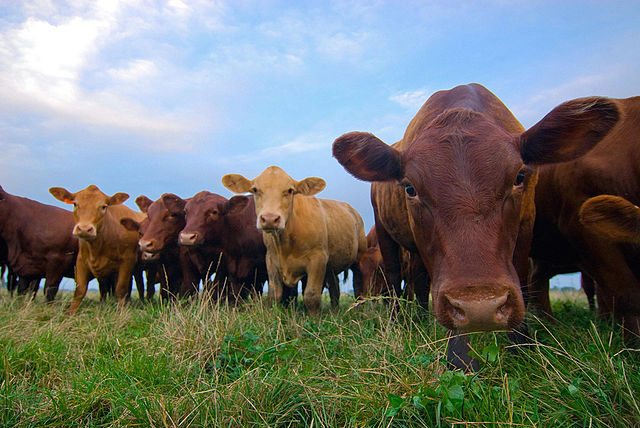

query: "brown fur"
xmin=530 ymin=96 xmax=640 ymax=342
xmin=333 ymin=83 xmax=618 ymax=334
xmin=50 ymin=185 xmax=146 ymax=314
xmin=0 ymin=186 xmax=77 ymax=300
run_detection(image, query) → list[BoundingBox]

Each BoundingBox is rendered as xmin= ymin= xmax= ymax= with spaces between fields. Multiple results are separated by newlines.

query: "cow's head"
xmin=173 ymin=191 xmax=229 ymax=247
xmin=333 ymin=97 xmax=619 ymax=332
xmin=50 ymin=185 xmax=129 ymax=241
xmin=131 ymin=194 xmax=186 ymax=254
xmin=222 ymin=166 xmax=325 ymax=233
xmin=580 ymin=195 xmax=640 ymax=243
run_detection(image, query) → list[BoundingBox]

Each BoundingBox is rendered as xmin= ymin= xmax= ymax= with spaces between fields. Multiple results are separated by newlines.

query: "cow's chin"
xmin=259 ymin=226 xmax=284 ymax=234
xmin=74 ymin=232 xmax=97 ymax=241
xmin=142 ymin=252 xmax=160 ymax=261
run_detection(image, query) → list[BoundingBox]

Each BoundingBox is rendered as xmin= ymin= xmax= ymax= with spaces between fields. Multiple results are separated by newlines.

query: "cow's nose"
xmin=443 ymin=289 xmax=515 ymax=331
xmin=259 ymin=213 xmax=281 ymax=229
xmin=139 ymin=239 xmax=156 ymax=252
xmin=73 ymin=223 xmax=96 ymax=238
xmin=179 ymin=232 xmax=198 ymax=246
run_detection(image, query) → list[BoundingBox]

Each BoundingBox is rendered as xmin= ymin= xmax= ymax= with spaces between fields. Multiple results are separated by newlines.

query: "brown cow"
xmin=121 ymin=195 xmax=185 ymax=300
xmin=0 ymin=185 xmax=77 ymax=300
xmin=177 ymin=192 xmax=268 ymax=303
xmin=50 ymin=185 xmax=146 ymax=314
xmin=162 ymin=192 xmax=228 ymax=298
xmin=579 ymin=195 xmax=640 ymax=242
xmin=530 ymin=95 xmax=640 ymax=344
xmin=332 ymin=83 xmax=619 ymax=370
xmin=222 ymin=166 xmax=367 ymax=315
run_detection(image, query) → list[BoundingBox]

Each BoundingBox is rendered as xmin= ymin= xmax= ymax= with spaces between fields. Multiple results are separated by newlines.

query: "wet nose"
xmin=139 ymin=239 xmax=156 ymax=252
xmin=259 ymin=213 xmax=281 ymax=229
xmin=73 ymin=223 xmax=96 ymax=238
xmin=443 ymin=287 xmax=520 ymax=331
xmin=179 ymin=232 xmax=198 ymax=246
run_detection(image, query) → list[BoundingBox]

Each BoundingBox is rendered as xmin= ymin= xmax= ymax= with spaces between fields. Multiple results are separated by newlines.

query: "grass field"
xmin=0 ymin=287 xmax=637 ymax=427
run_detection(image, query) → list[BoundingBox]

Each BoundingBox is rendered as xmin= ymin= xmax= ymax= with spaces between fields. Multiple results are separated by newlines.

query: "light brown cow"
xmin=222 ymin=166 xmax=367 ymax=315
xmin=332 ymin=83 xmax=619 ymax=370
xmin=50 ymin=185 xmax=146 ymax=314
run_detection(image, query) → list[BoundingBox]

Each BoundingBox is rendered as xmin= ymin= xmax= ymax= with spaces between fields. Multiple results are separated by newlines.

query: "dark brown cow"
xmin=121 ymin=195 xmax=185 ymax=300
xmin=177 ymin=192 xmax=268 ymax=303
xmin=50 ymin=185 xmax=146 ymax=314
xmin=530 ymin=96 xmax=640 ymax=344
xmin=162 ymin=192 xmax=228 ymax=298
xmin=333 ymin=83 xmax=619 ymax=370
xmin=0 ymin=186 xmax=77 ymax=300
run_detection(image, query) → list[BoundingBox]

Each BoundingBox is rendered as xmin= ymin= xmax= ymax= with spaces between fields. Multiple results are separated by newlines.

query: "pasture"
xmin=0 ymin=287 xmax=637 ymax=427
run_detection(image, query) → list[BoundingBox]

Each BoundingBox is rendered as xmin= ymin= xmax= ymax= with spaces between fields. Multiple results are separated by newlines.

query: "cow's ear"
xmin=50 ymin=187 xmax=75 ymax=204
xmin=519 ymin=97 xmax=619 ymax=165
xmin=162 ymin=193 xmax=186 ymax=215
xmin=135 ymin=195 xmax=153 ymax=213
xmin=108 ymin=192 xmax=129 ymax=206
xmin=120 ymin=218 xmax=140 ymax=232
xmin=296 ymin=177 xmax=326 ymax=196
xmin=222 ymin=174 xmax=252 ymax=193
xmin=333 ymin=132 xmax=403 ymax=181
xmin=579 ymin=195 xmax=640 ymax=243
xmin=223 ymin=195 xmax=250 ymax=215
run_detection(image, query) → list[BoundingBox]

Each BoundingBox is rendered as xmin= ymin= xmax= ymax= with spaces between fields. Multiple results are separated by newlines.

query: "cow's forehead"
xmin=74 ymin=186 xmax=108 ymax=204
xmin=147 ymin=200 xmax=167 ymax=218
xmin=255 ymin=166 xmax=295 ymax=190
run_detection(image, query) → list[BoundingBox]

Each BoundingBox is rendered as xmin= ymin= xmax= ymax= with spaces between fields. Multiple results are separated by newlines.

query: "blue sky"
xmin=1 ymin=0 xmax=639 ymax=234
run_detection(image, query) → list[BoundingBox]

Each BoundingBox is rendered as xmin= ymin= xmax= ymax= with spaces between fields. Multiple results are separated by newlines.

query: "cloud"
xmin=107 ymin=59 xmax=158 ymax=82
xmin=389 ymin=88 xmax=432 ymax=111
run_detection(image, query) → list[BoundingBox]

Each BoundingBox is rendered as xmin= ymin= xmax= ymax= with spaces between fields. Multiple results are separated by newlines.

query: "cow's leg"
xmin=408 ymin=254 xmax=430 ymax=310
xmin=581 ymin=272 xmax=596 ymax=312
xmin=133 ymin=267 xmax=145 ymax=302
xmin=325 ymin=271 xmax=340 ymax=309
xmin=350 ymin=262 xmax=364 ymax=301
xmin=115 ymin=260 xmax=136 ymax=308
xmin=145 ymin=266 xmax=157 ymax=301
xmin=303 ymin=256 xmax=328 ymax=316
xmin=67 ymin=263 xmax=90 ymax=315
xmin=446 ymin=331 xmax=478 ymax=372
xmin=527 ymin=259 xmax=554 ymax=319
xmin=43 ymin=274 xmax=63 ymax=302
xmin=265 ymin=253 xmax=284 ymax=307
xmin=179 ymin=250 xmax=200 ymax=298
xmin=375 ymin=221 xmax=403 ymax=316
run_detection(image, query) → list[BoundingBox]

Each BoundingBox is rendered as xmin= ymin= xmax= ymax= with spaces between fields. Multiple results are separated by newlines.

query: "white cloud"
xmin=107 ymin=59 xmax=158 ymax=82
xmin=389 ymin=88 xmax=432 ymax=111
xmin=316 ymin=31 xmax=373 ymax=62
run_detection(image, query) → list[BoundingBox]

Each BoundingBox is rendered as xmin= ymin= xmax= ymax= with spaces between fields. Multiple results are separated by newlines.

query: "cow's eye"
xmin=101 ymin=205 xmax=108 ymax=212
xmin=251 ymin=187 xmax=258 ymax=194
xmin=287 ymin=188 xmax=294 ymax=195
xmin=514 ymin=169 xmax=526 ymax=187
xmin=405 ymin=184 xmax=417 ymax=197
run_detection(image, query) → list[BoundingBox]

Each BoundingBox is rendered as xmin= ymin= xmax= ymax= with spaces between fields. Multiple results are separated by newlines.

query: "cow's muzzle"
xmin=73 ymin=223 xmax=97 ymax=241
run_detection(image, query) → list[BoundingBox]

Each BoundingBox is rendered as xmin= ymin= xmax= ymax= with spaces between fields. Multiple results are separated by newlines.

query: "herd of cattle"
xmin=1 ymin=83 xmax=638 ymax=370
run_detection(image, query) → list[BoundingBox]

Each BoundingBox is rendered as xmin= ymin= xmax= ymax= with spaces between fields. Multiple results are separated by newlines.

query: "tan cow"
xmin=222 ymin=166 xmax=367 ymax=315
xmin=50 ymin=185 xmax=146 ymax=314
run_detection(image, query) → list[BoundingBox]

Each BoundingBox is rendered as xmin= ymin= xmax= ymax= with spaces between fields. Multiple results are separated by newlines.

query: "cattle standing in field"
xmin=529 ymin=96 xmax=640 ymax=345
xmin=175 ymin=192 xmax=268 ymax=303
xmin=50 ymin=185 xmax=147 ymax=314
xmin=332 ymin=83 xmax=619 ymax=370
xmin=120 ymin=195 xmax=185 ymax=300
xmin=161 ymin=192 xmax=228 ymax=298
xmin=222 ymin=166 xmax=367 ymax=315
xmin=0 ymin=186 xmax=77 ymax=300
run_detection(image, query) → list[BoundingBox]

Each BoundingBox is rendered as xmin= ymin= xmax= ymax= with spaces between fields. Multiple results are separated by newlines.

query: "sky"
xmin=1 ymin=1 xmax=639 ymax=291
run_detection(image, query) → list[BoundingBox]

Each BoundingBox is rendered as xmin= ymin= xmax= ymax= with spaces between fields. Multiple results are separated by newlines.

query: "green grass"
xmin=0 ymin=288 xmax=637 ymax=427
